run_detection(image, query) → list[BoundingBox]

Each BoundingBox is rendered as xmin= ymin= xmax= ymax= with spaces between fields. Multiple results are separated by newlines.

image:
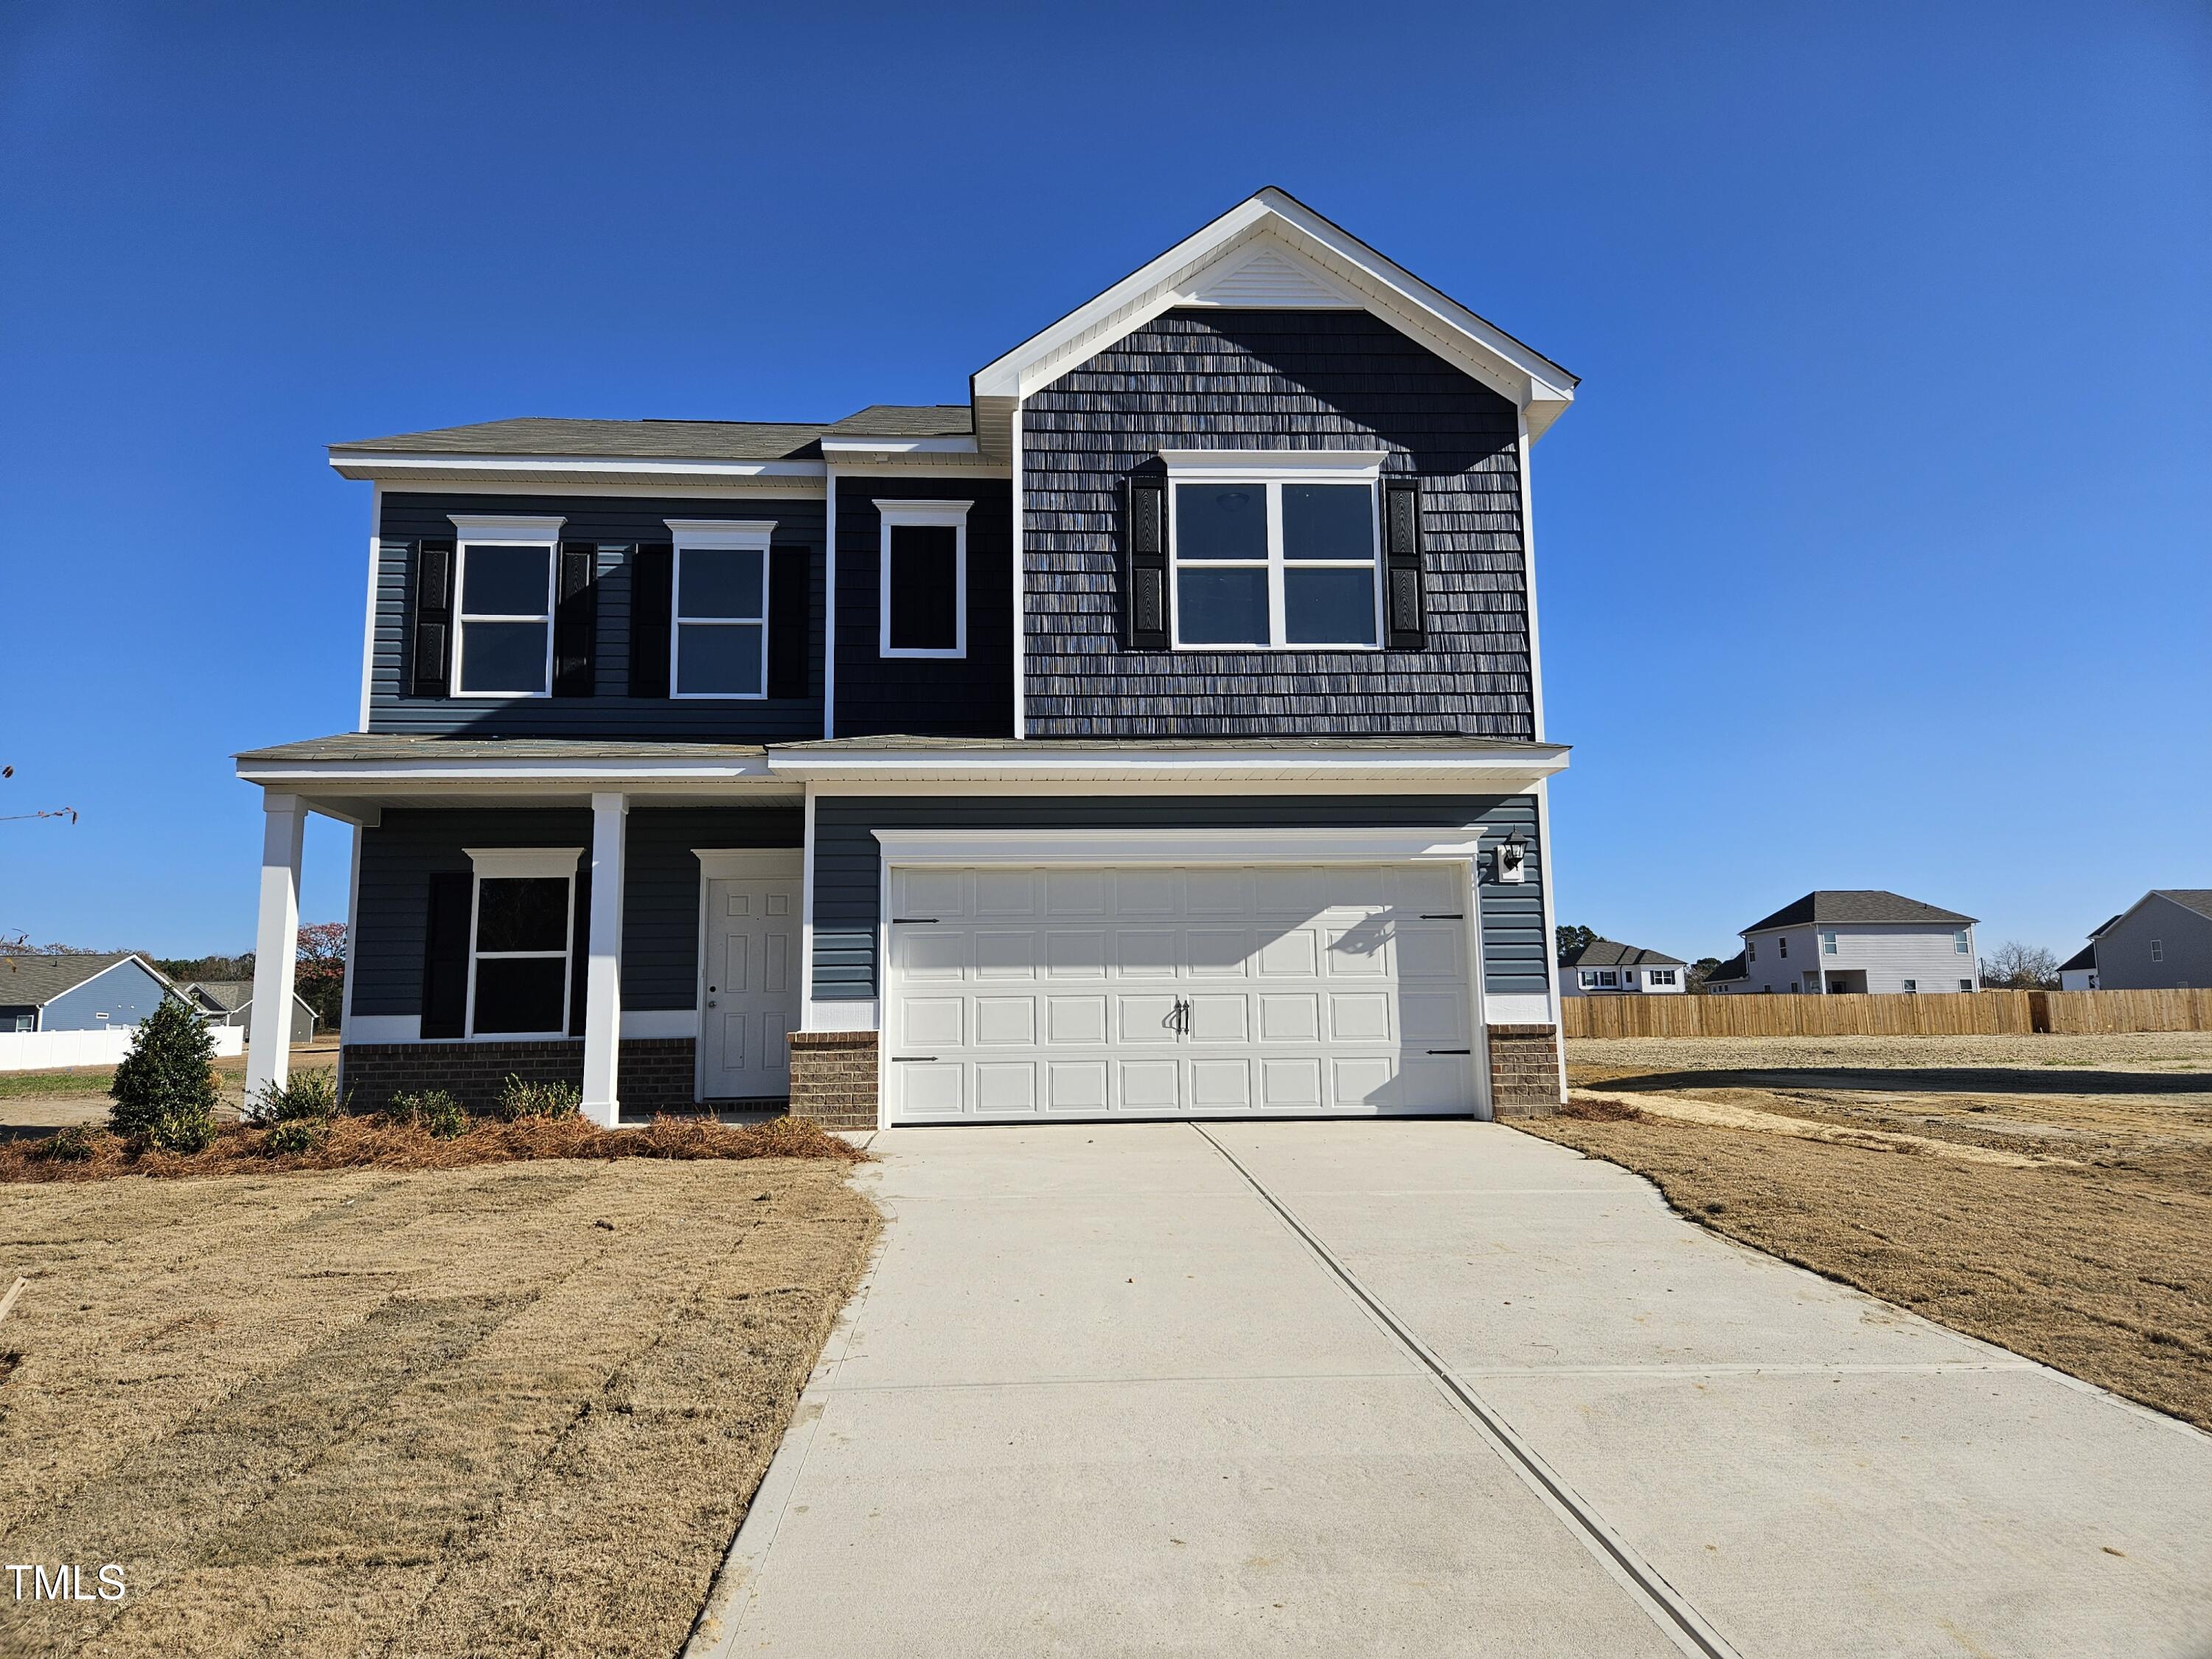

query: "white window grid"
xmin=463 ymin=849 xmax=580 ymax=1040
xmin=877 ymin=500 xmax=971 ymax=660
xmin=451 ymin=525 xmax=561 ymax=700
xmin=669 ymin=521 xmax=775 ymax=700
xmin=1164 ymin=465 xmax=1384 ymax=652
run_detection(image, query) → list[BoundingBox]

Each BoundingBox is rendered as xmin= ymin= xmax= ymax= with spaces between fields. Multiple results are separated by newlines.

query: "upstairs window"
xmin=2152 ymin=939 xmax=2165 ymax=961
xmin=1579 ymin=970 xmax=1599 ymax=987
xmin=452 ymin=518 xmax=563 ymax=696
xmin=1953 ymin=929 xmax=1971 ymax=954
xmin=878 ymin=500 xmax=970 ymax=658
xmin=669 ymin=521 xmax=773 ymax=698
xmin=465 ymin=848 xmax=580 ymax=1037
xmin=1649 ymin=968 xmax=1677 ymax=986
xmin=1779 ymin=936 xmax=1790 ymax=959
xmin=1820 ymin=931 xmax=1838 ymax=955
xmin=1164 ymin=454 xmax=1384 ymax=650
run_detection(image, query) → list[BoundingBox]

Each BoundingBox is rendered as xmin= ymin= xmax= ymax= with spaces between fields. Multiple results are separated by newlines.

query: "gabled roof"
xmin=1743 ymin=891 xmax=1976 ymax=933
xmin=184 ymin=979 xmax=255 ymax=1012
xmin=2153 ymin=889 xmax=2212 ymax=923
xmin=1560 ymin=939 xmax=1686 ymax=970
xmin=823 ymin=405 xmax=973 ymax=438
xmin=0 ymin=952 xmax=169 ymax=1007
xmin=1702 ymin=952 xmax=1750 ymax=984
xmin=970 ymin=187 xmax=1578 ymax=436
xmin=2058 ymin=945 xmax=2097 ymax=973
xmin=2087 ymin=913 xmax=2122 ymax=939
xmin=331 ymin=416 xmax=827 ymax=461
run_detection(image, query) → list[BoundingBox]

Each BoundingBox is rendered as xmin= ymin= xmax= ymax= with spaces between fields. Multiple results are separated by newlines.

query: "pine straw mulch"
xmin=0 ymin=1113 xmax=866 ymax=1184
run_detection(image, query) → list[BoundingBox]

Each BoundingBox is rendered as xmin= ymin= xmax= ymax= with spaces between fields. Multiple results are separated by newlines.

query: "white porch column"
xmin=580 ymin=792 xmax=627 ymax=1127
xmin=244 ymin=792 xmax=305 ymax=1104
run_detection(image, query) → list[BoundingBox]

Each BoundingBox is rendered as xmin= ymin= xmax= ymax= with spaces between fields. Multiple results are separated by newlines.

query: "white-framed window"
xmin=1902 ymin=978 xmax=1919 ymax=993
xmin=1649 ymin=968 xmax=1677 ymax=986
xmin=464 ymin=847 xmax=580 ymax=1037
xmin=1958 ymin=978 xmax=1974 ymax=992
xmin=1599 ymin=970 xmax=1618 ymax=987
xmin=1579 ymin=970 xmax=1600 ymax=987
xmin=450 ymin=515 xmax=563 ymax=697
xmin=668 ymin=520 xmax=773 ymax=698
xmin=1953 ymin=929 xmax=1971 ymax=954
xmin=877 ymin=500 xmax=970 ymax=658
xmin=1779 ymin=936 xmax=1790 ymax=959
xmin=1820 ymin=931 xmax=1838 ymax=955
xmin=1747 ymin=940 xmax=1756 ymax=961
xmin=2151 ymin=939 xmax=2165 ymax=962
xmin=1161 ymin=451 xmax=1386 ymax=650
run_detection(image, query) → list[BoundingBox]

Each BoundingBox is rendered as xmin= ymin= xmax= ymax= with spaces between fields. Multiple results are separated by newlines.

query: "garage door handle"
xmin=890 ymin=1055 xmax=939 ymax=1062
xmin=1421 ymin=914 xmax=1465 ymax=920
xmin=1427 ymin=1048 xmax=1472 ymax=1055
xmin=891 ymin=917 xmax=940 ymax=924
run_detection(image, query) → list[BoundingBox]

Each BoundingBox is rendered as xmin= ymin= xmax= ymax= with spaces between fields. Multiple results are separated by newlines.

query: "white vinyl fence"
xmin=0 ymin=1024 xmax=245 ymax=1073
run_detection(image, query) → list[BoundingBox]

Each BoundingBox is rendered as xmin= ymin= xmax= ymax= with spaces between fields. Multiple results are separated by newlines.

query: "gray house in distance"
xmin=1712 ymin=891 xmax=1978 ymax=995
xmin=0 ymin=953 xmax=176 ymax=1032
xmin=1559 ymin=939 xmax=1686 ymax=996
xmin=232 ymin=189 xmax=1580 ymax=1130
xmin=2084 ymin=891 xmax=2212 ymax=990
xmin=184 ymin=980 xmax=320 ymax=1045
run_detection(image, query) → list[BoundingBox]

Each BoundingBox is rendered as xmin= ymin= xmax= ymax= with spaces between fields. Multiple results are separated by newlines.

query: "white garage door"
xmin=886 ymin=863 xmax=1478 ymax=1123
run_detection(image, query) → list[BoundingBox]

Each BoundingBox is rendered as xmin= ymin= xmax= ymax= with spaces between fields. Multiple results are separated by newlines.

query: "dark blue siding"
xmin=352 ymin=806 xmax=801 ymax=1018
xmin=1022 ymin=309 xmax=1532 ymax=738
xmin=811 ymin=793 xmax=1546 ymax=1001
xmin=832 ymin=476 xmax=1015 ymax=737
xmin=370 ymin=493 xmax=826 ymax=739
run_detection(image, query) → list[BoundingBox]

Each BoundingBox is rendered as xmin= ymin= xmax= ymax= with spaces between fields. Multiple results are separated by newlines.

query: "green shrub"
xmin=386 ymin=1088 xmax=467 ymax=1139
xmin=264 ymin=1117 xmax=328 ymax=1155
xmin=495 ymin=1074 xmax=582 ymax=1122
xmin=40 ymin=1124 xmax=98 ymax=1163
xmin=251 ymin=1067 xmax=338 ymax=1127
xmin=109 ymin=995 xmax=221 ymax=1141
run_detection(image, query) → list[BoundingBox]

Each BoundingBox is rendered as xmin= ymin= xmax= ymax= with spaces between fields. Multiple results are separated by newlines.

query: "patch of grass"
xmin=0 ymin=1068 xmax=116 ymax=1099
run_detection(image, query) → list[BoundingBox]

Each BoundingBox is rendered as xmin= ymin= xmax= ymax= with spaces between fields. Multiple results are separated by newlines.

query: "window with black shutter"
xmin=411 ymin=539 xmax=455 ymax=697
xmin=1383 ymin=478 xmax=1427 ymax=650
xmin=1127 ymin=479 xmax=1168 ymax=650
xmin=629 ymin=543 xmax=674 ymax=698
xmin=767 ymin=546 xmax=810 ymax=698
xmin=419 ymin=872 xmax=473 ymax=1037
xmin=553 ymin=543 xmax=598 ymax=696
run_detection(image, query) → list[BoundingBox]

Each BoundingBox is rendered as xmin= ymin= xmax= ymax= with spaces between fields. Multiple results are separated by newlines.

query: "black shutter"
xmin=630 ymin=542 xmax=673 ymax=698
xmin=1383 ymin=479 xmax=1427 ymax=651
xmin=567 ymin=869 xmax=591 ymax=1036
xmin=767 ymin=546 xmax=810 ymax=699
xmin=411 ymin=538 xmax=455 ymax=697
xmin=420 ymin=872 xmax=473 ymax=1038
xmin=1127 ymin=477 xmax=1168 ymax=651
xmin=554 ymin=543 xmax=598 ymax=697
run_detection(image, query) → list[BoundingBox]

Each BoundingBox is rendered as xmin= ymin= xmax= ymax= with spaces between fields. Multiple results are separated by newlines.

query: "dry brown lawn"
xmin=1528 ymin=1032 xmax=2212 ymax=1430
xmin=0 ymin=1157 xmax=877 ymax=1658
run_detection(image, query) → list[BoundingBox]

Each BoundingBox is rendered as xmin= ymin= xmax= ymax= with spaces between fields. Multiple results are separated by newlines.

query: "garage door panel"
xmin=1399 ymin=991 xmax=1467 ymax=1045
xmin=1395 ymin=924 xmax=1464 ymax=978
xmin=1328 ymin=992 xmax=1394 ymax=1042
xmin=900 ymin=868 xmax=966 ymax=918
xmin=1257 ymin=992 xmax=1320 ymax=1042
xmin=975 ymin=1062 xmax=1037 ymax=1113
xmin=1325 ymin=928 xmax=1391 ymax=976
xmin=973 ymin=997 xmax=1036 ymax=1046
xmin=975 ymin=931 xmax=1040 ymax=979
xmin=1113 ymin=869 xmax=1179 ymax=915
xmin=1045 ymin=931 xmax=1107 ymax=977
xmin=1046 ymin=869 xmax=1109 ymax=915
xmin=1186 ymin=928 xmax=1251 ymax=973
xmin=973 ymin=869 xmax=1039 ymax=917
xmin=1186 ymin=995 xmax=1249 ymax=1043
xmin=1113 ymin=928 xmax=1179 ymax=977
xmin=1260 ymin=1057 xmax=1324 ymax=1110
xmin=1046 ymin=1062 xmax=1107 ymax=1113
xmin=1332 ymin=1054 xmax=1395 ymax=1106
xmin=904 ymin=997 xmax=964 ymax=1046
xmin=900 ymin=1061 xmax=962 ymax=1115
xmin=1116 ymin=994 xmax=1181 ymax=1043
xmin=1119 ymin=1060 xmax=1180 ymax=1111
xmin=1190 ymin=1059 xmax=1252 ymax=1110
xmin=1046 ymin=995 xmax=1108 ymax=1045
xmin=1256 ymin=929 xmax=1319 ymax=976
xmin=1186 ymin=869 xmax=1248 ymax=913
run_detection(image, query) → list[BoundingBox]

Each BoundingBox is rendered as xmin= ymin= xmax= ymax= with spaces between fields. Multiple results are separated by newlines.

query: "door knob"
xmin=706 ymin=1000 xmax=717 ymax=1009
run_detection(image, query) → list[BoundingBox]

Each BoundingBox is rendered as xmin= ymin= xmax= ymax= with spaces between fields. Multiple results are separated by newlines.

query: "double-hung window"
xmin=1649 ymin=968 xmax=1677 ymax=986
xmin=464 ymin=848 xmax=580 ymax=1037
xmin=669 ymin=521 xmax=773 ymax=698
xmin=1953 ymin=930 xmax=1971 ymax=955
xmin=1820 ymin=931 xmax=1838 ymax=955
xmin=878 ymin=501 xmax=970 ymax=658
xmin=1164 ymin=452 xmax=1385 ymax=650
xmin=451 ymin=516 xmax=563 ymax=696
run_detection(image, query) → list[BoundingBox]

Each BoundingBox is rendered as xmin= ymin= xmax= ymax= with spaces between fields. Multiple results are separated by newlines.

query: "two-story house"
xmin=234 ymin=189 xmax=1578 ymax=1129
xmin=2078 ymin=891 xmax=2212 ymax=990
xmin=1559 ymin=939 xmax=1686 ymax=996
xmin=1719 ymin=891 xmax=1979 ymax=995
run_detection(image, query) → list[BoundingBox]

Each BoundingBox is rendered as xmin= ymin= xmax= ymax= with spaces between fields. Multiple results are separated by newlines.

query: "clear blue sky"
xmin=4 ymin=1 xmax=2205 ymax=965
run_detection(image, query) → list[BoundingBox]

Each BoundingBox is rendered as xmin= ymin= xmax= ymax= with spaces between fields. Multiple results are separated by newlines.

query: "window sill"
xmin=881 ymin=648 xmax=967 ymax=661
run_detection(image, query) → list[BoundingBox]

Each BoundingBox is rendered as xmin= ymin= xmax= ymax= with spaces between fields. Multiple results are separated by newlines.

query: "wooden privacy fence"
xmin=1563 ymin=987 xmax=2212 ymax=1040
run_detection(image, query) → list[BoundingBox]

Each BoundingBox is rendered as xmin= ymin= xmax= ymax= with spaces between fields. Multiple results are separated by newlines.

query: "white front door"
xmin=700 ymin=871 xmax=801 ymax=1101
xmin=886 ymin=862 xmax=1479 ymax=1124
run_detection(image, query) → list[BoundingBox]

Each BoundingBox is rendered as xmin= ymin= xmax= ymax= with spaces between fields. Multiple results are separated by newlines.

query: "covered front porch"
xmin=234 ymin=736 xmax=805 ymax=1127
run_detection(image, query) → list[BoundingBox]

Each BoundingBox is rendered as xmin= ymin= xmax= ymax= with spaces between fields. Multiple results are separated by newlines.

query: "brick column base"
xmin=787 ymin=1030 xmax=880 ymax=1130
xmin=1486 ymin=1023 xmax=1562 ymax=1119
xmin=337 ymin=1037 xmax=697 ymax=1121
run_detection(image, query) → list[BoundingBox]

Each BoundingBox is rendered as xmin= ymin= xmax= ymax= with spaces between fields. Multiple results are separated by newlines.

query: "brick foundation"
xmin=338 ymin=1037 xmax=700 ymax=1122
xmin=1485 ymin=1023 xmax=1562 ymax=1119
xmin=787 ymin=1030 xmax=880 ymax=1130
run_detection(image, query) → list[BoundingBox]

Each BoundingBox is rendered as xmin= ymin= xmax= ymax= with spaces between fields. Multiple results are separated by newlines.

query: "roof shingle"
xmin=1744 ymin=891 xmax=1975 ymax=932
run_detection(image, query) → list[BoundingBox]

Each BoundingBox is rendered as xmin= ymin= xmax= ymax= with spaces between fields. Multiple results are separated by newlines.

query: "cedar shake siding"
xmin=810 ymin=792 xmax=1548 ymax=1004
xmin=1022 ymin=308 xmax=1532 ymax=739
xmin=831 ymin=476 xmax=1016 ymax=739
xmin=370 ymin=493 xmax=826 ymax=739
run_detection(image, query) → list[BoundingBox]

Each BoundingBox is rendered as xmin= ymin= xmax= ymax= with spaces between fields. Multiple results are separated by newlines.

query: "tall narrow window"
xmin=1164 ymin=458 xmax=1383 ymax=650
xmin=669 ymin=521 xmax=773 ymax=698
xmin=451 ymin=517 xmax=563 ymax=696
xmin=878 ymin=501 xmax=970 ymax=658
xmin=465 ymin=849 xmax=580 ymax=1037
xmin=1953 ymin=930 xmax=1971 ymax=954
xmin=1820 ymin=931 xmax=1838 ymax=955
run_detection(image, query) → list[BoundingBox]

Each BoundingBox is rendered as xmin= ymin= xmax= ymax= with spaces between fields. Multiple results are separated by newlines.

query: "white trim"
xmin=1158 ymin=448 xmax=1389 ymax=476
xmin=622 ymin=1009 xmax=697 ymax=1039
xmin=799 ymin=787 xmax=819 ymax=1029
xmin=332 ymin=452 xmax=827 ymax=482
xmin=806 ymin=999 xmax=877 ymax=1032
xmin=581 ymin=795 xmax=627 ymax=1127
xmin=338 ymin=821 xmax=364 ymax=1054
xmin=877 ymin=499 xmax=972 ymax=660
xmin=357 ymin=481 xmax=380 ymax=733
xmin=773 ymin=743 xmax=1568 ymax=787
xmin=823 ymin=465 xmax=838 ymax=738
xmin=669 ymin=524 xmax=773 ymax=701
xmin=465 ymin=846 xmax=585 ymax=879
xmin=244 ymin=795 xmax=305 ymax=1101
xmin=344 ymin=1014 xmax=421 ymax=1043
xmin=1484 ymin=991 xmax=1554 ymax=1025
xmin=449 ymin=525 xmax=562 ymax=700
xmin=1517 ymin=411 xmax=1548 ymax=742
xmin=819 ymin=435 xmax=979 ymax=455
xmin=872 ymin=826 xmax=1487 ymax=866
xmin=692 ymin=847 xmax=805 ymax=880
xmin=1164 ymin=469 xmax=1383 ymax=652
xmin=1010 ymin=397 xmax=1026 ymax=738
xmin=237 ymin=756 xmax=779 ymax=786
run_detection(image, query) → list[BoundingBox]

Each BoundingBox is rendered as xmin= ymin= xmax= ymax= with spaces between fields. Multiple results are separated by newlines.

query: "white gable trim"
xmin=972 ymin=189 xmax=1577 ymax=437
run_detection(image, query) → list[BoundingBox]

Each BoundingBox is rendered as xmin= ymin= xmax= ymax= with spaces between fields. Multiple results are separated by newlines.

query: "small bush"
xmin=40 ymin=1124 xmax=99 ymax=1163
xmin=251 ymin=1068 xmax=339 ymax=1127
xmin=386 ymin=1088 xmax=467 ymax=1140
xmin=265 ymin=1118 xmax=329 ymax=1156
xmin=496 ymin=1074 xmax=582 ymax=1122
xmin=1559 ymin=1096 xmax=1643 ymax=1124
xmin=109 ymin=995 xmax=221 ymax=1141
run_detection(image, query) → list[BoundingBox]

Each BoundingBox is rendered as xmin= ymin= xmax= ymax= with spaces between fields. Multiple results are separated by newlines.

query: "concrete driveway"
xmin=691 ymin=1122 xmax=2212 ymax=1658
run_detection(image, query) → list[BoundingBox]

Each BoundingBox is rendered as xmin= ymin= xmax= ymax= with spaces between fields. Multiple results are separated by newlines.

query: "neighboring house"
xmin=0 ymin=953 xmax=177 ymax=1032
xmin=184 ymin=979 xmax=319 ymax=1045
xmin=1700 ymin=952 xmax=1750 ymax=994
xmin=1733 ymin=892 xmax=1978 ymax=995
xmin=1559 ymin=939 xmax=1686 ymax=996
xmin=2085 ymin=891 xmax=2212 ymax=991
xmin=2057 ymin=914 xmax=2117 ymax=993
xmin=234 ymin=188 xmax=1582 ymax=1130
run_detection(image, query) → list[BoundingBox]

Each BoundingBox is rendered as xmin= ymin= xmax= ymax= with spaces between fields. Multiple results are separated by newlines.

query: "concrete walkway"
xmin=691 ymin=1122 xmax=2212 ymax=1658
